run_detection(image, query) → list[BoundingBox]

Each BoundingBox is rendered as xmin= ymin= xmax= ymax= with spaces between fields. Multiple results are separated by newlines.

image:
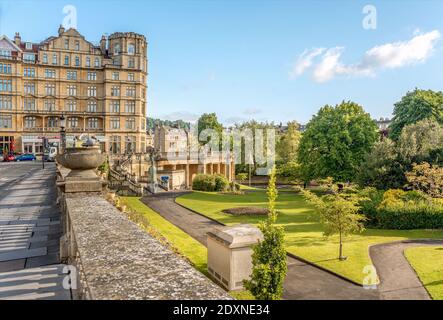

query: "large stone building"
xmin=0 ymin=26 xmax=147 ymax=155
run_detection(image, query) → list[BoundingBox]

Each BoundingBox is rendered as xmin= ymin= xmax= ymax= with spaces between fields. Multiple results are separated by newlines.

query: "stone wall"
xmin=57 ymin=168 xmax=230 ymax=300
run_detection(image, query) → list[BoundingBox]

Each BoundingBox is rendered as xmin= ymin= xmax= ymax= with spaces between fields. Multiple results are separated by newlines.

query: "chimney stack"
xmin=58 ymin=25 xmax=65 ymax=36
xmin=14 ymin=32 xmax=21 ymax=46
xmin=100 ymin=35 xmax=107 ymax=54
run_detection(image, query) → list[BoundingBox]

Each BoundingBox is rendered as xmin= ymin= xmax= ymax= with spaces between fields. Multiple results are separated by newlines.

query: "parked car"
xmin=15 ymin=153 xmax=36 ymax=162
xmin=44 ymin=154 xmax=55 ymax=162
xmin=3 ymin=154 xmax=15 ymax=162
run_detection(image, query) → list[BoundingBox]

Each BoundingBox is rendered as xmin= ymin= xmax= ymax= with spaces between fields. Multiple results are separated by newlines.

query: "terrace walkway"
xmin=142 ymin=193 xmax=380 ymax=300
xmin=0 ymin=162 xmax=70 ymax=300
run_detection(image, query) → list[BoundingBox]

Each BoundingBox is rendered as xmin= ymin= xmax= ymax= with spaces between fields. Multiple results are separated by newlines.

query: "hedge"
xmin=192 ymin=174 xmax=229 ymax=192
xmin=359 ymin=188 xmax=443 ymax=229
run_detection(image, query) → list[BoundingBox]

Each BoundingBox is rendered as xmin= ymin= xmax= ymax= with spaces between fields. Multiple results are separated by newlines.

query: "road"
xmin=0 ymin=162 xmax=70 ymax=300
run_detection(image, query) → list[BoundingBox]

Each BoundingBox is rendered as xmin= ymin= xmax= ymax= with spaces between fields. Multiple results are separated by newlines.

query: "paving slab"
xmin=0 ymin=163 xmax=67 ymax=299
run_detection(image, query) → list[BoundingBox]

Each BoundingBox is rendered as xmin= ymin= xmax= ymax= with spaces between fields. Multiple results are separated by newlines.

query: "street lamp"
xmin=59 ymin=114 xmax=66 ymax=153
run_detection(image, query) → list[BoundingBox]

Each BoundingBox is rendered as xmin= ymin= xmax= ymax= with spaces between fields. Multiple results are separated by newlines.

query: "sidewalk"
xmin=0 ymin=163 xmax=70 ymax=300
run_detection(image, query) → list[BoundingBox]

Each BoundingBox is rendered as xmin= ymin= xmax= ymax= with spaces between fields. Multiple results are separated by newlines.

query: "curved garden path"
xmin=142 ymin=193 xmax=443 ymax=300
xmin=369 ymin=239 xmax=443 ymax=300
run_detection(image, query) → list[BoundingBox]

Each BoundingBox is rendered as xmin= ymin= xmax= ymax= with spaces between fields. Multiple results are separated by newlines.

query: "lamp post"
xmin=59 ymin=115 xmax=66 ymax=154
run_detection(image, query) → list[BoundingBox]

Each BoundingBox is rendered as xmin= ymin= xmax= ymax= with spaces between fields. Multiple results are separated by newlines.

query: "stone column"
xmin=207 ymin=224 xmax=263 ymax=291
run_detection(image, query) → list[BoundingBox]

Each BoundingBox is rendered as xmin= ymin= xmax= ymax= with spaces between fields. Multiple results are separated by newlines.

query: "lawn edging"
xmin=174 ymin=195 xmax=365 ymax=288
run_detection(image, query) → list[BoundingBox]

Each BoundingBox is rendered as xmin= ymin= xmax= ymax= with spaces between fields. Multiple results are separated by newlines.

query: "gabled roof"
xmin=0 ymin=35 xmax=22 ymax=52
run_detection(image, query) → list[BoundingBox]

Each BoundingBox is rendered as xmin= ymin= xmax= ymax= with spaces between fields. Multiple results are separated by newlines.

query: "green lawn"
xmin=405 ymin=246 xmax=443 ymax=300
xmin=120 ymin=197 xmax=254 ymax=300
xmin=176 ymin=191 xmax=443 ymax=285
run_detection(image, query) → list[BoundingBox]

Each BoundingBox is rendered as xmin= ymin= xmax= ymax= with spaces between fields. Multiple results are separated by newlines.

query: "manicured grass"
xmin=405 ymin=246 xmax=443 ymax=300
xmin=120 ymin=197 xmax=254 ymax=300
xmin=176 ymin=191 xmax=443 ymax=284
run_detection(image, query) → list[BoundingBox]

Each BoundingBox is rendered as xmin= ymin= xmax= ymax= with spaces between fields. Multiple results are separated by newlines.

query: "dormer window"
xmin=128 ymin=43 xmax=135 ymax=55
xmin=25 ymin=42 xmax=32 ymax=50
xmin=64 ymin=39 xmax=69 ymax=50
xmin=23 ymin=53 xmax=35 ymax=63
xmin=75 ymin=40 xmax=79 ymax=51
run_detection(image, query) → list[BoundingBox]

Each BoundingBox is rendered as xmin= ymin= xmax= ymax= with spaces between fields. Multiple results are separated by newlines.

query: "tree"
xmin=389 ymin=89 xmax=443 ymax=140
xmin=197 ymin=113 xmax=223 ymax=146
xmin=405 ymin=162 xmax=443 ymax=198
xmin=298 ymin=101 xmax=378 ymax=183
xmin=244 ymin=168 xmax=287 ymax=300
xmin=234 ymin=120 xmax=278 ymax=175
xmin=397 ymin=119 xmax=443 ymax=164
xmin=356 ymin=138 xmax=406 ymax=189
xmin=276 ymin=121 xmax=301 ymax=163
xmin=302 ymin=189 xmax=366 ymax=260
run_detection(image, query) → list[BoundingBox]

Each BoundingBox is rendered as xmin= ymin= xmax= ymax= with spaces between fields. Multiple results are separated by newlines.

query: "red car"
xmin=3 ymin=154 xmax=15 ymax=162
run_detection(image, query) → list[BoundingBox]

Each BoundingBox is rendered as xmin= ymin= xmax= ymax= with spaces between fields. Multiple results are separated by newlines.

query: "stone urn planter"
xmin=57 ymin=145 xmax=106 ymax=193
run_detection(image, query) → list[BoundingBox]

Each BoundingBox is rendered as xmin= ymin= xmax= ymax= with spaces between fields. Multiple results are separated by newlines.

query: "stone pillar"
xmin=207 ymin=224 xmax=263 ymax=291
xmin=186 ymin=163 xmax=190 ymax=188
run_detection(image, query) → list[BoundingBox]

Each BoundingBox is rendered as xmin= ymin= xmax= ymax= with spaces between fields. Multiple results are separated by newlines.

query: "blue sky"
xmin=0 ymin=0 xmax=442 ymax=125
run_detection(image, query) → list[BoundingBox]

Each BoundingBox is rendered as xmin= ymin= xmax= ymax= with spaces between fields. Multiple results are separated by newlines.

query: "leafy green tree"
xmin=298 ymin=101 xmax=378 ymax=183
xmin=389 ymin=89 xmax=443 ymax=140
xmin=405 ymin=162 xmax=443 ymax=198
xmin=356 ymin=138 xmax=406 ymax=189
xmin=234 ymin=120 xmax=278 ymax=175
xmin=357 ymin=120 xmax=443 ymax=189
xmin=197 ymin=113 xmax=223 ymax=146
xmin=244 ymin=168 xmax=287 ymax=300
xmin=302 ymin=189 xmax=366 ymax=260
xmin=397 ymin=119 xmax=443 ymax=164
xmin=276 ymin=121 xmax=301 ymax=163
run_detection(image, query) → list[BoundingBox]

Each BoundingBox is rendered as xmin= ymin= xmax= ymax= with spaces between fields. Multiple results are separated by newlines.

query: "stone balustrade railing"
xmin=56 ymin=165 xmax=230 ymax=300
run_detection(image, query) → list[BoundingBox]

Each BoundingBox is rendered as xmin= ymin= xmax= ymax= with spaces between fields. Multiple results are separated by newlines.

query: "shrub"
xmin=244 ymin=167 xmax=287 ymax=300
xmin=214 ymin=174 xmax=229 ymax=191
xmin=374 ymin=189 xmax=443 ymax=229
xmin=405 ymin=162 xmax=443 ymax=198
xmin=236 ymin=173 xmax=248 ymax=183
xmin=192 ymin=174 xmax=229 ymax=192
xmin=358 ymin=188 xmax=384 ymax=227
xmin=192 ymin=174 xmax=216 ymax=191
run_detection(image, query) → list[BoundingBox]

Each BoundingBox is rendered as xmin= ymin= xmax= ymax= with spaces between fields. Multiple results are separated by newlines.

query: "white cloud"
xmin=292 ymin=30 xmax=441 ymax=83
xmin=290 ymin=48 xmax=325 ymax=78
